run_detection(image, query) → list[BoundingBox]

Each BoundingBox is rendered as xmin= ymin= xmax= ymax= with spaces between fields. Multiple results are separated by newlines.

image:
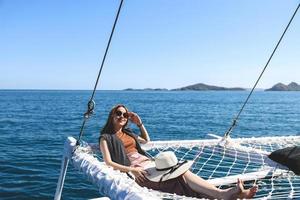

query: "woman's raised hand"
xmin=128 ymin=112 xmax=142 ymax=126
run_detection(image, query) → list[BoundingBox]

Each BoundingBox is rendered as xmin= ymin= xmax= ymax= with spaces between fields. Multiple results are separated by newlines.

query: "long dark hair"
xmin=100 ymin=104 xmax=129 ymax=135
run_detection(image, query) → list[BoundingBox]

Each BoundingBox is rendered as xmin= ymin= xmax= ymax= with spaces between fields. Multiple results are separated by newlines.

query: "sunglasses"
xmin=115 ymin=110 xmax=128 ymax=118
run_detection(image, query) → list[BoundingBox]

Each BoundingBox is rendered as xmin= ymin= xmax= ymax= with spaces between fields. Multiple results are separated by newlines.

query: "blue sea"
xmin=0 ymin=90 xmax=299 ymax=200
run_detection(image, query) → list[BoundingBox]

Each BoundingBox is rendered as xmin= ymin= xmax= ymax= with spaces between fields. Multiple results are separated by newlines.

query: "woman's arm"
xmin=137 ymin=124 xmax=150 ymax=144
xmin=100 ymin=138 xmax=132 ymax=172
xmin=99 ymin=138 xmax=148 ymax=181
xmin=128 ymin=112 xmax=150 ymax=143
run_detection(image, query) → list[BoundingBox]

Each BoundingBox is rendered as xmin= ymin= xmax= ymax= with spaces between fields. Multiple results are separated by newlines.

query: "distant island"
xmin=124 ymin=83 xmax=245 ymax=91
xmin=172 ymin=83 xmax=245 ymax=91
xmin=123 ymin=81 xmax=300 ymax=91
xmin=265 ymin=82 xmax=300 ymax=91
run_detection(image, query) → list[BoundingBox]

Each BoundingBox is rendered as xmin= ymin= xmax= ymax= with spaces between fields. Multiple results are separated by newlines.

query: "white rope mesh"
xmin=77 ymin=135 xmax=300 ymax=199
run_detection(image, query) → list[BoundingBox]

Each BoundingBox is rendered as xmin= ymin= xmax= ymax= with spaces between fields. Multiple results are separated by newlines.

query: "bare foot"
xmin=222 ymin=179 xmax=258 ymax=200
xmin=237 ymin=179 xmax=258 ymax=199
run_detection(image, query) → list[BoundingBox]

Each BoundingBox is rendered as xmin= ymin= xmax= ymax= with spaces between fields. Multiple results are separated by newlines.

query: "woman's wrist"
xmin=128 ymin=166 xmax=133 ymax=172
xmin=137 ymin=122 xmax=143 ymax=127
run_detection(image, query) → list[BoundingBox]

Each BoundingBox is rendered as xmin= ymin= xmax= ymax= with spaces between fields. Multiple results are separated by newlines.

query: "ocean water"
xmin=0 ymin=90 xmax=299 ymax=200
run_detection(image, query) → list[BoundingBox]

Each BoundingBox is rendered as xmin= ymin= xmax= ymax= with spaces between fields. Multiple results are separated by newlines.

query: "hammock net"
xmin=70 ymin=135 xmax=300 ymax=200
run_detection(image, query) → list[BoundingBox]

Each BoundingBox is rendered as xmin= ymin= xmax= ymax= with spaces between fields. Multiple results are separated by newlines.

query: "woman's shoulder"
xmin=99 ymin=133 xmax=113 ymax=142
xmin=99 ymin=128 xmax=135 ymax=142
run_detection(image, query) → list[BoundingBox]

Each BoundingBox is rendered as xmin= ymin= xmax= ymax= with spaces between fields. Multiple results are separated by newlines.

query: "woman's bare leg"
xmin=183 ymin=170 xmax=229 ymax=199
xmin=183 ymin=171 xmax=257 ymax=200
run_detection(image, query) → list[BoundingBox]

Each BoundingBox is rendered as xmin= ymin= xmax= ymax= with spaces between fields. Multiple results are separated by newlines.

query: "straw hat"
xmin=145 ymin=151 xmax=193 ymax=182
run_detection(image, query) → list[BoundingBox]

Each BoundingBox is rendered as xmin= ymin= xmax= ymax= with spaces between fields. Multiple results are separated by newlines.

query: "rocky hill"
xmin=172 ymin=83 xmax=245 ymax=91
xmin=265 ymin=82 xmax=300 ymax=91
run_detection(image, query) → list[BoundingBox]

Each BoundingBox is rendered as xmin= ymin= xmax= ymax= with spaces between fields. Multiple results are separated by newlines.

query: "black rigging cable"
xmin=224 ymin=2 xmax=300 ymax=138
xmin=76 ymin=0 xmax=124 ymax=145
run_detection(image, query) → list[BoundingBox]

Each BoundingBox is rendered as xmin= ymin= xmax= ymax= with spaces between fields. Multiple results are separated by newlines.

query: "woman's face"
xmin=112 ymin=106 xmax=128 ymax=128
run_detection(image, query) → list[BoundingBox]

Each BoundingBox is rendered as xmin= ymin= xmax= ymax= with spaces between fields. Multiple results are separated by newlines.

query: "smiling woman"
xmin=99 ymin=104 xmax=150 ymax=173
xmin=98 ymin=104 xmax=258 ymax=199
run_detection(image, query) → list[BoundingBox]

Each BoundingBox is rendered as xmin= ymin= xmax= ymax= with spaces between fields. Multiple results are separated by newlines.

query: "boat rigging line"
xmin=76 ymin=0 xmax=124 ymax=146
xmin=224 ymin=2 xmax=300 ymax=138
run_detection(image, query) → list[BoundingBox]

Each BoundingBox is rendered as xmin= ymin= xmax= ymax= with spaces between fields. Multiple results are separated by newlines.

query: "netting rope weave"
xmin=74 ymin=135 xmax=300 ymax=199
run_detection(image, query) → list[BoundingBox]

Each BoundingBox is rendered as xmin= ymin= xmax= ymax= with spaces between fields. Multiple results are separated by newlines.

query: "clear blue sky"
xmin=1 ymin=0 xmax=299 ymax=90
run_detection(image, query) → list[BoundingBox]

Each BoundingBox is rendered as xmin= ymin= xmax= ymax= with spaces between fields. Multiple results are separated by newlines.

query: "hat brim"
xmin=144 ymin=160 xmax=193 ymax=182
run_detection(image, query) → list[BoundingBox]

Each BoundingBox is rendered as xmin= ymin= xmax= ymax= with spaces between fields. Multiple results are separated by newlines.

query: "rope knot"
xmin=84 ymin=100 xmax=95 ymax=119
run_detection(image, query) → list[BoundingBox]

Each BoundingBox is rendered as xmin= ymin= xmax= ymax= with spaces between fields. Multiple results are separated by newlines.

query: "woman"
xmin=99 ymin=104 xmax=258 ymax=199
